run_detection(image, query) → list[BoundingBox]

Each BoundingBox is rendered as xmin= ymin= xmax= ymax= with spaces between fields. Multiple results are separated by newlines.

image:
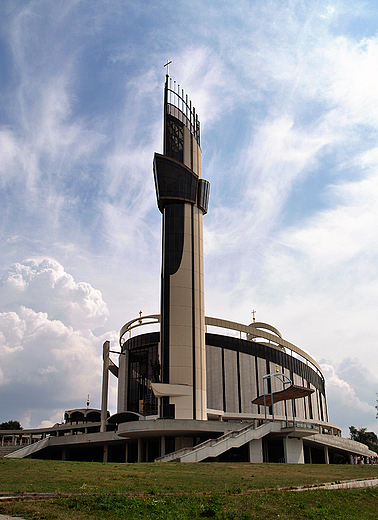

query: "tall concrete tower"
xmin=153 ymin=73 xmax=210 ymax=420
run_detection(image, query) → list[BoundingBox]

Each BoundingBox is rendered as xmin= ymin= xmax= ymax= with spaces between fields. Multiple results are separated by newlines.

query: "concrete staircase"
xmin=4 ymin=437 xmax=51 ymax=458
xmin=0 ymin=446 xmax=25 ymax=457
xmin=155 ymin=421 xmax=281 ymax=462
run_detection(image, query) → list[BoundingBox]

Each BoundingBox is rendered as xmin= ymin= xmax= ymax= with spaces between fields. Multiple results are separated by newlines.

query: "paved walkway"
xmin=293 ymin=477 xmax=378 ymax=491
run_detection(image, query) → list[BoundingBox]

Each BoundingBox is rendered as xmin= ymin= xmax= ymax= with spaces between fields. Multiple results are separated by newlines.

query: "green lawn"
xmin=0 ymin=459 xmax=377 ymax=519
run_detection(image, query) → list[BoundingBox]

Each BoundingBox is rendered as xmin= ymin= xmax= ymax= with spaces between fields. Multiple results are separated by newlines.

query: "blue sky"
xmin=1 ymin=0 xmax=378 ymax=436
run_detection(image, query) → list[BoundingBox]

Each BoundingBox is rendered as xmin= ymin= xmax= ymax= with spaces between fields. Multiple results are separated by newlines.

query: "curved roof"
xmin=107 ymin=412 xmax=143 ymax=424
xmin=119 ymin=314 xmax=323 ymax=378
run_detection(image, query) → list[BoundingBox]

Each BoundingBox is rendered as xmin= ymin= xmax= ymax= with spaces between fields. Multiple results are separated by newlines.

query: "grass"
xmin=0 ymin=459 xmax=377 ymax=519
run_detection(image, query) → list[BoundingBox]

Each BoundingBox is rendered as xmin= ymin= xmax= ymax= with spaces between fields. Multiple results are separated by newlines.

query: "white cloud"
xmin=0 ymin=258 xmax=109 ymax=329
xmin=0 ymin=258 xmax=118 ymax=427
xmin=267 ymin=171 xmax=378 ymax=287
xmin=0 ymin=130 xmax=22 ymax=186
xmin=174 ymin=48 xmax=235 ymax=128
xmin=322 ymin=362 xmax=374 ymax=414
xmin=241 ymin=116 xmax=332 ymax=226
xmin=0 ymin=306 xmax=100 ymax=384
xmin=0 ymin=366 xmax=10 ymax=386
xmin=320 ymin=359 xmax=378 ymax=436
xmin=320 ymin=37 xmax=378 ymax=126
xmin=38 ymin=365 xmax=58 ymax=375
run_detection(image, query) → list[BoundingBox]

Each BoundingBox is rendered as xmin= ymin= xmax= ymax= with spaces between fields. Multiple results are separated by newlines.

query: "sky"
xmin=0 ymin=0 xmax=378 ymax=436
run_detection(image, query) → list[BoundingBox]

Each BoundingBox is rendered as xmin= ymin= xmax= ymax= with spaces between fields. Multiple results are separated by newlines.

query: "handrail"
xmin=119 ymin=314 xmax=160 ymax=345
xmin=155 ymin=423 xmax=257 ymax=462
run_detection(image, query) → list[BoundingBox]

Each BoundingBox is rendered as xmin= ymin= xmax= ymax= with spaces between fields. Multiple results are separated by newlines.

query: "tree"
xmin=0 ymin=420 xmax=23 ymax=430
xmin=349 ymin=426 xmax=378 ymax=452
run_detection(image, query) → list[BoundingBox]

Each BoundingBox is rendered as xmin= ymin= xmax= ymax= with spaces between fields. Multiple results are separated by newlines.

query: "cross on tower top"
xmin=164 ymin=59 xmax=172 ymax=77
xmin=252 ymin=309 xmax=256 ymax=323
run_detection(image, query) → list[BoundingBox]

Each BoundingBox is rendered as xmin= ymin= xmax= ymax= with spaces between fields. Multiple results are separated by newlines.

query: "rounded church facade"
xmin=117 ymin=314 xmax=330 ymax=431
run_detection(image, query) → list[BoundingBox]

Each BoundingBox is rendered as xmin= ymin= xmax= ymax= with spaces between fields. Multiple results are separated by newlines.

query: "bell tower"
xmin=153 ymin=72 xmax=210 ymax=420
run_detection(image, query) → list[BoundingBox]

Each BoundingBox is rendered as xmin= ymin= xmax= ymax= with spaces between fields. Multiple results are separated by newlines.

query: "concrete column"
xmin=160 ymin=436 xmax=166 ymax=457
xmin=324 ymin=445 xmax=329 ymax=464
xmin=248 ymin=438 xmax=263 ymax=463
xmin=101 ymin=340 xmax=110 ymax=433
xmin=12 ymin=434 xmax=15 ymax=446
xmin=137 ymin=437 xmax=143 ymax=463
xmin=145 ymin=441 xmax=149 ymax=462
xmin=284 ymin=437 xmax=304 ymax=464
xmin=175 ymin=436 xmax=182 ymax=451
xmin=103 ymin=445 xmax=109 ymax=463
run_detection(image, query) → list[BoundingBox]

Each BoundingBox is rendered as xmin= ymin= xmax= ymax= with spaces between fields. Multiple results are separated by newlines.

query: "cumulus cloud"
xmin=322 ymin=362 xmax=373 ymax=413
xmin=0 ymin=258 xmax=109 ymax=329
xmin=320 ymin=359 xmax=378 ymax=436
xmin=0 ymin=306 xmax=100 ymax=386
xmin=0 ymin=258 xmax=117 ymax=428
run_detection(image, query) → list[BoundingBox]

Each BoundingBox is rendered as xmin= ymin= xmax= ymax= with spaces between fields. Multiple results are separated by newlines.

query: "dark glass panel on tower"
xmin=128 ymin=344 xmax=159 ymax=415
xmin=153 ymin=154 xmax=198 ymax=212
